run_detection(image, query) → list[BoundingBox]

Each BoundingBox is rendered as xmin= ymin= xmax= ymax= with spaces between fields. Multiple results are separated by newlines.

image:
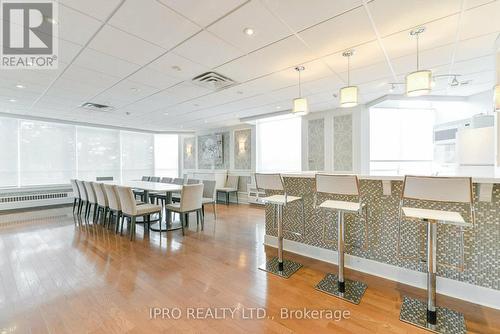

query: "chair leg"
xmin=130 ymin=216 xmax=136 ymax=241
xmin=213 ymin=202 xmax=217 ymax=220
xmin=200 ymin=209 xmax=204 ymax=231
xmin=180 ymin=214 xmax=185 ymax=236
xmin=72 ymin=199 xmax=77 ymax=213
xmin=226 ymin=192 xmax=229 ymax=205
xmin=196 ymin=210 xmax=200 ymax=226
xmin=236 ymin=191 xmax=239 ymax=204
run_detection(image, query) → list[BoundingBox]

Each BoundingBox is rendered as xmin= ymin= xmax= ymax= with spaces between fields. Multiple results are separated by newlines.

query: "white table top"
xmin=111 ymin=181 xmax=182 ymax=192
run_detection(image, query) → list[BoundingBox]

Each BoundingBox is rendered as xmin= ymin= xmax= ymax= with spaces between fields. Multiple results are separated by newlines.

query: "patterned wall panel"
xmin=333 ymin=114 xmax=353 ymax=171
xmin=183 ymin=137 xmax=196 ymax=169
xmin=265 ymin=176 xmax=500 ymax=290
xmin=197 ymin=132 xmax=229 ymax=169
xmin=308 ymin=118 xmax=325 ymax=171
xmin=234 ymin=128 xmax=252 ymax=170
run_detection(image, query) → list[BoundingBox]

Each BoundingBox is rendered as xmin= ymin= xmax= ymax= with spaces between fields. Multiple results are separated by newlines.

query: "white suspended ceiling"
xmin=0 ymin=0 xmax=498 ymax=131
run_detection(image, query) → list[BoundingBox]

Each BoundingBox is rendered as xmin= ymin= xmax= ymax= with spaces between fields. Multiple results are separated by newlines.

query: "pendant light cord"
xmin=298 ymin=69 xmax=302 ymax=97
xmin=347 ymin=55 xmax=351 ymax=86
xmin=416 ymin=33 xmax=420 ymax=71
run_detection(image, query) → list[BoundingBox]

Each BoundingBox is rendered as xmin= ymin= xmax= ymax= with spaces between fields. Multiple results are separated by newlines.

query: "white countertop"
xmin=280 ymin=169 xmax=500 ymax=183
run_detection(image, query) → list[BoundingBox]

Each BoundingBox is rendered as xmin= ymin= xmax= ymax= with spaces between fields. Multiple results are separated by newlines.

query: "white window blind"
xmin=121 ymin=131 xmax=154 ymax=181
xmin=0 ymin=117 xmax=19 ymax=187
xmin=256 ymin=116 xmax=302 ymax=173
xmin=20 ymin=120 xmax=76 ymax=186
xmin=77 ymin=127 xmax=121 ymax=182
xmin=154 ymin=134 xmax=179 ymax=177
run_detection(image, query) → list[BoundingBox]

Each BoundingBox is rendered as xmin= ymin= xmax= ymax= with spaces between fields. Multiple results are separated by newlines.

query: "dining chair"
xmin=103 ymin=184 xmax=123 ymax=233
xmin=150 ymin=177 xmax=173 ymax=205
xmin=202 ymin=180 xmax=217 ymax=219
xmin=116 ymin=186 xmax=163 ymax=240
xmin=165 ymin=183 xmax=204 ymax=235
xmin=216 ymin=175 xmax=239 ymax=205
xmin=70 ymin=179 xmax=80 ymax=214
xmin=186 ymin=178 xmax=200 ymax=184
xmin=75 ymin=180 xmax=88 ymax=216
xmin=160 ymin=177 xmax=172 ymax=183
xmin=150 ymin=176 xmax=161 ymax=182
xmin=83 ymin=181 xmax=98 ymax=222
xmin=171 ymin=178 xmax=184 ymax=203
xmin=92 ymin=182 xmax=109 ymax=226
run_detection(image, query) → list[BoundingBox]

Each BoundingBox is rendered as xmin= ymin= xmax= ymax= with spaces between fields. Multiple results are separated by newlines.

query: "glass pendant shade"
xmin=406 ymin=70 xmax=432 ymax=97
xmin=339 ymin=86 xmax=358 ymax=108
xmin=495 ymin=85 xmax=500 ymax=112
xmin=292 ymin=97 xmax=308 ymax=115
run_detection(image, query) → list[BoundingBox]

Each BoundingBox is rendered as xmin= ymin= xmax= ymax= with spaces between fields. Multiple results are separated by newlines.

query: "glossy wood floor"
xmin=0 ymin=204 xmax=499 ymax=334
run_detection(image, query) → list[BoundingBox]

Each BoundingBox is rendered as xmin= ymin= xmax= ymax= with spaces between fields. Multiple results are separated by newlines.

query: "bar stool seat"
xmin=262 ymin=194 xmax=301 ymax=205
xmin=256 ymin=173 xmax=304 ymax=279
xmin=313 ymin=174 xmax=368 ymax=305
xmin=319 ymin=200 xmax=360 ymax=212
xmin=398 ymin=175 xmax=474 ymax=334
xmin=402 ymin=207 xmax=467 ymax=226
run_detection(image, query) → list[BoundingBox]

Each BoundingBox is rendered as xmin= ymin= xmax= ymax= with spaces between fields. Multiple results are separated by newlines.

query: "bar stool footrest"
xmin=315 ymin=273 xmax=367 ymax=304
xmin=259 ymin=257 xmax=302 ymax=279
xmin=400 ymin=296 xmax=466 ymax=334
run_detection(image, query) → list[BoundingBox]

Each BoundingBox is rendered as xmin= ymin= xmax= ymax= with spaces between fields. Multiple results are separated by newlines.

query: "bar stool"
xmin=398 ymin=175 xmax=474 ymax=334
xmin=255 ymin=173 xmax=303 ymax=278
xmin=314 ymin=174 xmax=368 ymax=304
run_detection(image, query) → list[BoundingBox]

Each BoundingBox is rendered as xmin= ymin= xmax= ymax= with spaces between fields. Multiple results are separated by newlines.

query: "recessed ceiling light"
xmin=130 ymin=87 xmax=140 ymax=93
xmin=171 ymin=65 xmax=181 ymax=71
xmin=243 ymin=27 xmax=255 ymax=36
xmin=15 ymin=84 xmax=24 ymax=89
xmin=276 ymin=106 xmax=281 ymax=109
xmin=164 ymin=112 xmax=169 ymax=116
xmin=9 ymin=99 xmax=16 ymax=102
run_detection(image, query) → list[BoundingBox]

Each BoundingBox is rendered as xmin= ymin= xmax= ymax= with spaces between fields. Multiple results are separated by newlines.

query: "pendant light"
xmin=406 ymin=27 xmax=432 ymax=97
xmin=292 ymin=66 xmax=308 ymax=116
xmin=339 ymin=50 xmax=358 ymax=108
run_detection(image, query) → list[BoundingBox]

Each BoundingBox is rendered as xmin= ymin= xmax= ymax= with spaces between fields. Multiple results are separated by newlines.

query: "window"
xmin=0 ymin=118 xmax=19 ymax=188
xmin=20 ymin=120 xmax=76 ymax=186
xmin=256 ymin=115 xmax=302 ymax=172
xmin=76 ymin=127 xmax=121 ymax=181
xmin=369 ymin=108 xmax=434 ymax=174
xmin=154 ymin=134 xmax=179 ymax=177
xmin=121 ymin=131 xmax=154 ymax=181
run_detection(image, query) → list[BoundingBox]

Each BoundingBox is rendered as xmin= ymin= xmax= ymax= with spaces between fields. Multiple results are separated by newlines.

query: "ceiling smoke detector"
xmin=79 ymin=102 xmax=115 ymax=112
xmin=192 ymin=71 xmax=237 ymax=91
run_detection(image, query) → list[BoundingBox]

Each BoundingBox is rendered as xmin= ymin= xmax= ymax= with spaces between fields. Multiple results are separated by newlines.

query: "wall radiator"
xmin=0 ymin=188 xmax=74 ymax=211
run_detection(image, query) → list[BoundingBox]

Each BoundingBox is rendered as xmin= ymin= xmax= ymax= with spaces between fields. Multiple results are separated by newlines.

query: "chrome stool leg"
xmin=315 ymin=210 xmax=367 ymax=304
xmin=259 ymin=203 xmax=302 ymax=279
xmin=399 ymin=219 xmax=466 ymax=334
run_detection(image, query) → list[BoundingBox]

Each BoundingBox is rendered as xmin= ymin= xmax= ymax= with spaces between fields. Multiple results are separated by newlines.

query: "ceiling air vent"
xmin=79 ymin=102 xmax=114 ymax=112
xmin=192 ymin=71 xmax=237 ymax=91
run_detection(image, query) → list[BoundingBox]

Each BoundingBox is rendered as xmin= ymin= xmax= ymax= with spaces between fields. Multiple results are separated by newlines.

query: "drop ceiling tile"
xmin=158 ymin=0 xmax=246 ymax=27
xmin=109 ymin=0 xmax=200 ymax=50
xmin=163 ymin=81 xmax=213 ymax=103
xmin=58 ymin=39 xmax=82 ymax=63
xmin=173 ymin=31 xmax=243 ymax=68
xmin=92 ymin=80 xmax=159 ymax=108
xmin=216 ymin=35 xmax=316 ymax=82
xmin=366 ymin=0 xmax=461 ymax=37
xmin=58 ymin=0 xmax=122 ymax=21
xmin=460 ymin=1 xmax=500 ymax=40
xmin=88 ymin=24 xmax=166 ymax=66
xmin=127 ymin=67 xmax=180 ymax=90
xmin=454 ymin=33 xmax=498 ymax=63
xmin=263 ymin=0 xmax=362 ymax=32
xmin=390 ymin=44 xmax=455 ymax=75
xmin=298 ymin=7 xmax=376 ymax=58
xmin=56 ymin=5 xmax=102 ymax=45
xmin=207 ymin=0 xmax=292 ymax=53
xmin=73 ymin=48 xmax=140 ymax=78
xmin=322 ymin=41 xmax=387 ymax=73
xmin=382 ymin=15 xmax=459 ymax=60
xmin=149 ymin=52 xmax=209 ymax=80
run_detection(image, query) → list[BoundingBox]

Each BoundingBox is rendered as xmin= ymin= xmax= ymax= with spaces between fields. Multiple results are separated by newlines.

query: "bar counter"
xmin=263 ymin=173 xmax=500 ymax=293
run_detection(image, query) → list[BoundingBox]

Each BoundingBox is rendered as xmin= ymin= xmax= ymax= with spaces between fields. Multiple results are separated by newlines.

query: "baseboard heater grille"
xmin=0 ymin=188 xmax=73 ymax=210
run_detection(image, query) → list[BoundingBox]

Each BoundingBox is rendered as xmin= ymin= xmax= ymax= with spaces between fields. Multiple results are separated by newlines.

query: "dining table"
xmin=113 ymin=180 xmax=183 ymax=232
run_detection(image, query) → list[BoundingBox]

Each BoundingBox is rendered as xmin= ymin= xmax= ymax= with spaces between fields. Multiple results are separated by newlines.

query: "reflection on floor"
xmin=0 ymin=204 xmax=498 ymax=333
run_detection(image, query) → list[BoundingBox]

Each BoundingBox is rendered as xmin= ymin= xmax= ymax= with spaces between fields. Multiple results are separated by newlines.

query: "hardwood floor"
xmin=0 ymin=204 xmax=498 ymax=334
